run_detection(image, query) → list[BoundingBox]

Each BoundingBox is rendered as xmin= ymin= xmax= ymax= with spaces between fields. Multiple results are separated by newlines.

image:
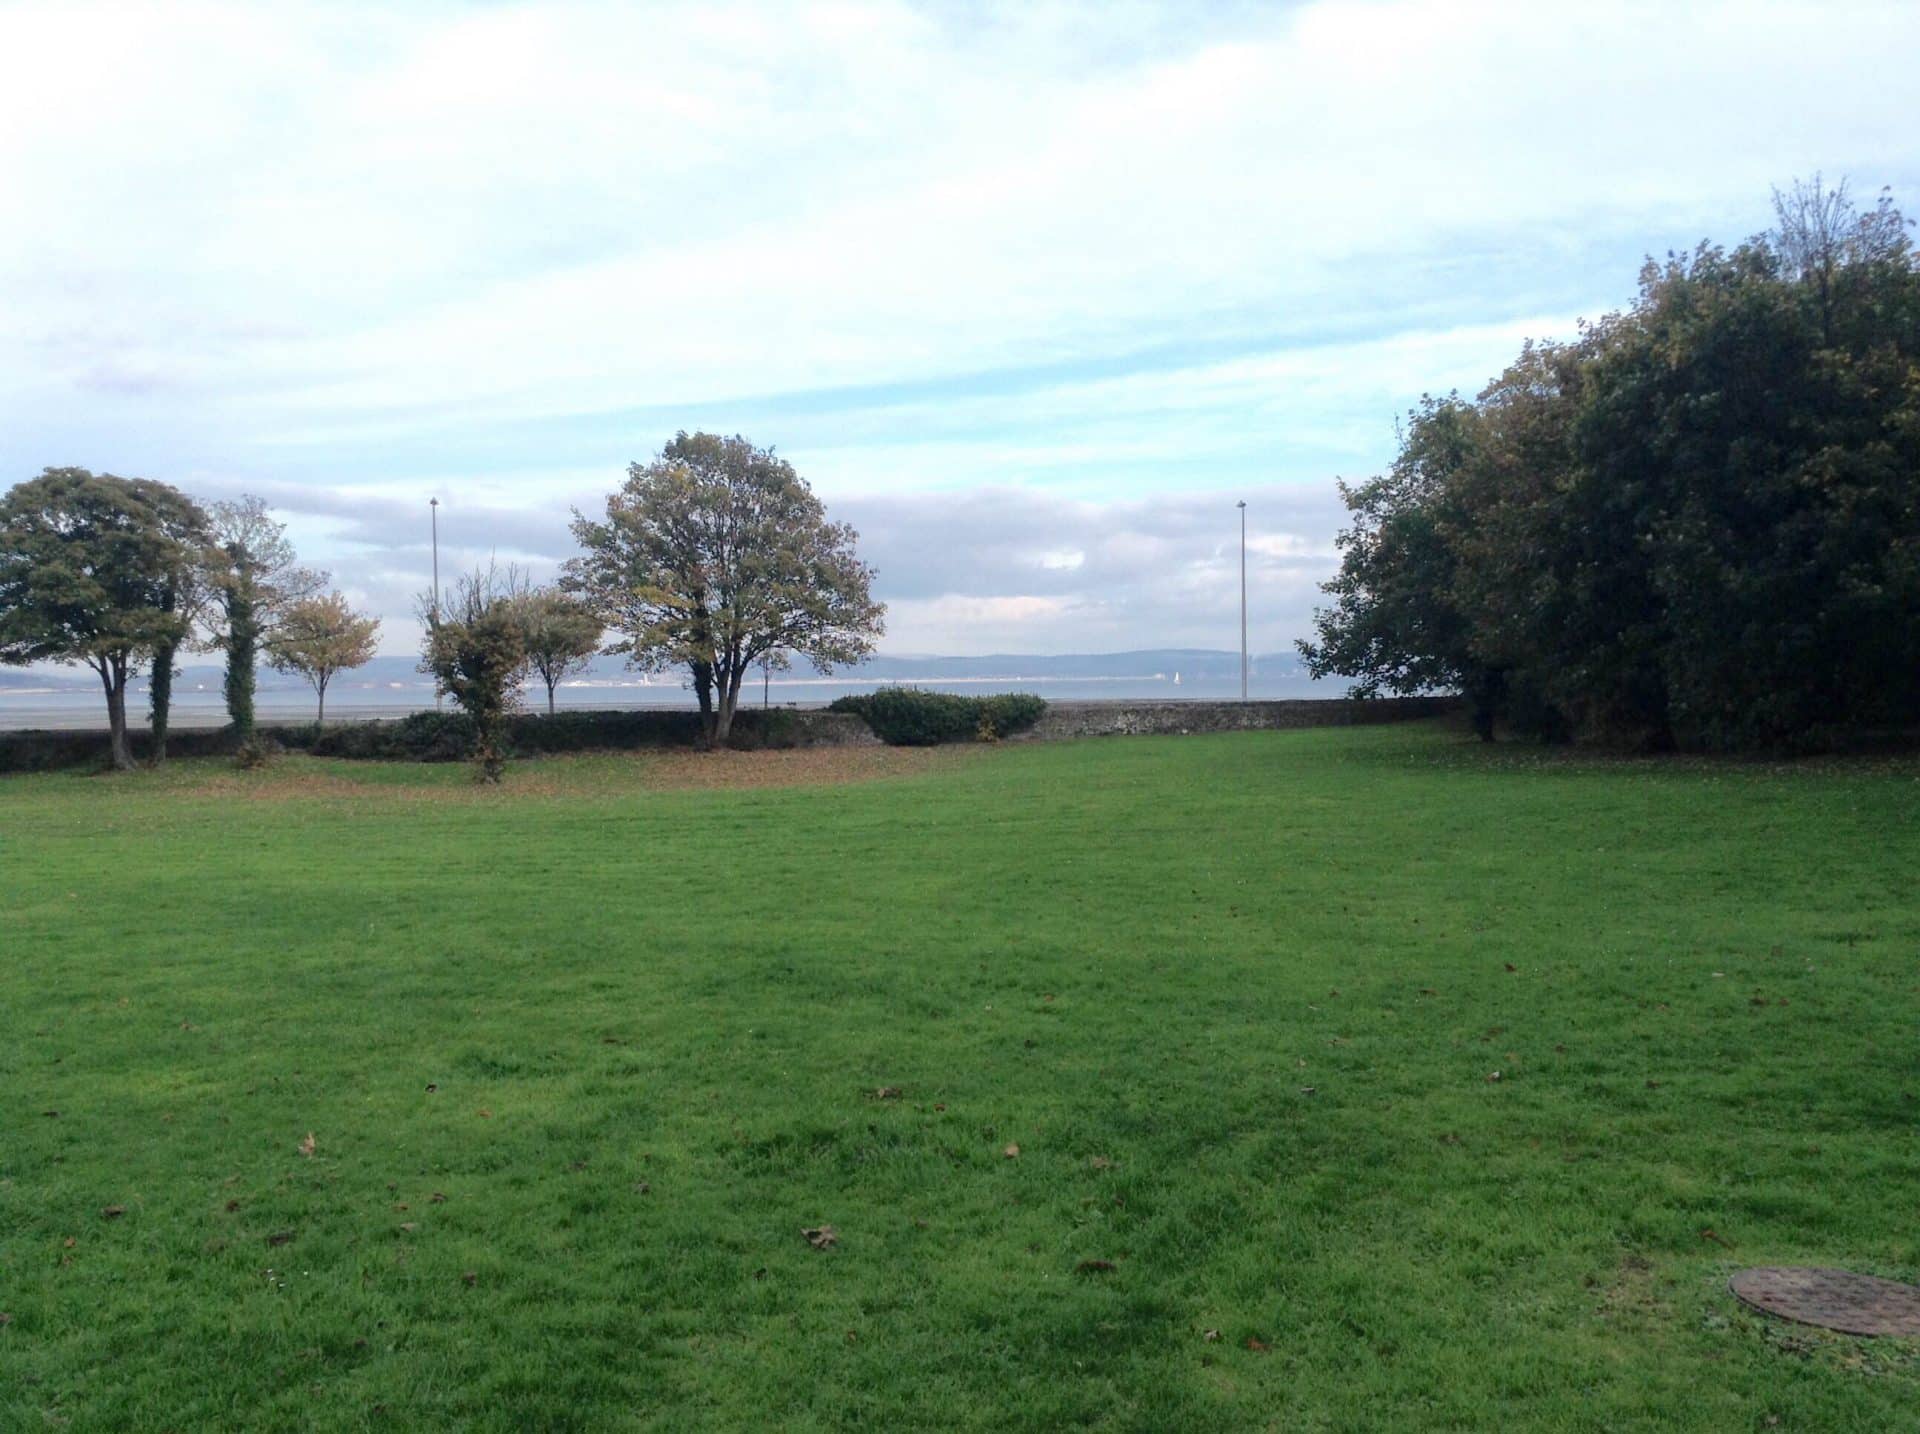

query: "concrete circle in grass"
xmin=1729 ymin=1267 xmax=1920 ymax=1338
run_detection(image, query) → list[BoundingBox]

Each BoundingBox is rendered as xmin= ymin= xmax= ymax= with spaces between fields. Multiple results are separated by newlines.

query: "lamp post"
xmin=430 ymin=497 xmax=442 ymax=712
xmin=1237 ymin=500 xmax=1248 ymax=702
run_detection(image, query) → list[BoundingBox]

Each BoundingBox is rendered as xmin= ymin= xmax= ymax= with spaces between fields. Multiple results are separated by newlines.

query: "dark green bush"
xmin=829 ymin=688 xmax=1046 ymax=745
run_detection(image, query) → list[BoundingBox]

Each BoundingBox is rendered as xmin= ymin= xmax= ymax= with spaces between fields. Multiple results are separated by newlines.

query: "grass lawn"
xmin=2 ymin=722 xmax=1918 ymax=1430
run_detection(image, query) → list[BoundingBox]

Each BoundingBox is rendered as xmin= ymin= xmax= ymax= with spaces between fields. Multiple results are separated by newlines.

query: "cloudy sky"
xmin=3 ymin=1 xmax=1916 ymax=656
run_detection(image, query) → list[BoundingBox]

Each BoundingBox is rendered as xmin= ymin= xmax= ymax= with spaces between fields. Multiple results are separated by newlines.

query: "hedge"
xmin=827 ymin=688 xmax=1046 ymax=745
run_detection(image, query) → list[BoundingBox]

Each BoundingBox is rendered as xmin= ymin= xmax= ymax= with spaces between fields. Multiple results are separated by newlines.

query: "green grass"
xmin=3 ymin=723 xmax=1918 ymax=1430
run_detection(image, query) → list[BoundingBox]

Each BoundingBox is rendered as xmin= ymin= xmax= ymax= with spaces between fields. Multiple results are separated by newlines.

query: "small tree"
xmin=0 ymin=467 xmax=206 ymax=770
xmin=420 ymin=563 xmax=529 ymax=782
xmin=266 ymin=591 xmax=379 ymax=727
xmin=208 ymin=497 xmax=325 ymax=742
xmin=567 ymin=432 xmax=885 ymax=746
xmin=519 ymin=587 xmax=602 ymax=716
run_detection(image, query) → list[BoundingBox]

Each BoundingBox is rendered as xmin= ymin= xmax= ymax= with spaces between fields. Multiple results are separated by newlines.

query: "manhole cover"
xmin=1729 ymin=1267 xmax=1920 ymax=1338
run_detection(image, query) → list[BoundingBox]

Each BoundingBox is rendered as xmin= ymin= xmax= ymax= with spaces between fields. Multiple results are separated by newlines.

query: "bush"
xmin=829 ymin=688 xmax=1046 ymax=745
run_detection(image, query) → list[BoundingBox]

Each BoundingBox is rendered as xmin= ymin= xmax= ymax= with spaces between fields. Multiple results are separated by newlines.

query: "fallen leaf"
xmin=429 ymin=1192 xmax=447 ymax=1204
xmin=100 ymin=1205 xmax=125 ymax=1220
xmin=399 ymin=1222 xmax=418 ymax=1234
xmin=1089 ymin=1156 xmax=1113 ymax=1170
xmin=933 ymin=1103 xmax=946 ymax=1112
xmin=1419 ymin=988 xmax=1437 ymax=997
xmin=802 ymin=1224 xmax=838 ymax=1250
xmin=42 ymin=1110 xmax=58 ymax=1119
xmin=462 ymin=1271 xmax=477 ymax=1286
xmin=393 ymin=1203 xmax=409 ymax=1212
xmin=297 ymin=1133 xmax=315 ymax=1158
xmin=871 ymin=1086 xmax=903 ymax=1101
xmin=1003 ymin=1143 xmax=1020 ymax=1159
xmin=62 ymin=1237 xmax=75 ymax=1248
xmin=477 ymin=1109 xmax=492 ymax=1119
xmin=424 ymin=1084 xmax=437 ymax=1093
xmin=1075 ymin=1259 xmax=1117 ymax=1275
xmin=1486 ymin=1071 xmax=1503 ymax=1083
xmin=1202 ymin=1329 xmax=1221 ymax=1343
xmin=1300 ymin=1086 xmax=1317 ymax=1096
xmin=1700 ymin=1227 xmax=1734 ymax=1249
xmin=633 ymin=1181 xmax=651 ymax=1195
xmin=1245 ymin=1336 xmax=1271 ymax=1353
xmin=1646 ymin=1080 xmax=1662 ymax=1090
xmin=266 ymin=1230 xmax=294 ymax=1246
xmin=1504 ymin=963 xmax=1517 ymax=972
xmin=0 ymin=1312 xmax=11 ymax=1326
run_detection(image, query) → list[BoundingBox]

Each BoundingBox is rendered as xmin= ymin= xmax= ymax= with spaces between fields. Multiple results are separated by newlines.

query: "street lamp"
xmin=1237 ymin=500 xmax=1248 ymax=703
xmin=430 ymin=497 xmax=441 ymax=712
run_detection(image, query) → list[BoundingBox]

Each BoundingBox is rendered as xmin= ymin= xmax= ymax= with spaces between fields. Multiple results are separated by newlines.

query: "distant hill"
xmin=6 ymin=648 xmax=1309 ymax=694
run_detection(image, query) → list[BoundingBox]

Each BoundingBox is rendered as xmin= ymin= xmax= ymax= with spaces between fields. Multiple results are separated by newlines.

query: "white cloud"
xmin=2 ymin=0 xmax=1917 ymax=654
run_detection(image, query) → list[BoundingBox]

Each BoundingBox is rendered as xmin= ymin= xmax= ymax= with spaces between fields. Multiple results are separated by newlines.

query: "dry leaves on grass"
xmin=802 ymin=1225 xmax=838 ymax=1251
xmin=297 ymin=1132 xmax=316 ymax=1157
xmin=99 ymin=1205 xmax=125 ymax=1220
xmin=1003 ymin=1143 xmax=1021 ymax=1159
xmin=1075 ymin=1259 xmax=1117 ymax=1275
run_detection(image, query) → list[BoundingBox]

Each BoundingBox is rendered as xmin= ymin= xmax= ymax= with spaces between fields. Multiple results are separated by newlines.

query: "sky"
xmin=3 ymin=0 xmax=1917 ymax=658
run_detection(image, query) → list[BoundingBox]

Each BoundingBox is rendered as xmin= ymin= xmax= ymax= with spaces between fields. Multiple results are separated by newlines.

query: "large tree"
xmin=1301 ymin=178 xmax=1920 ymax=752
xmin=567 ymin=432 xmax=885 ymax=746
xmin=0 ymin=468 xmax=207 ymax=769
xmin=207 ymin=496 xmax=325 ymax=741
xmin=265 ymin=591 xmax=380 ymax=727
xmin=519 ymin=586 xmax=602 ymax=716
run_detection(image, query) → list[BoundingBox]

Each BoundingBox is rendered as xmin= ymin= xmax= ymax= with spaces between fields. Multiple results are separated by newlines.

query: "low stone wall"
xmin=1021 ymin=696 xmax=1457 ymax=740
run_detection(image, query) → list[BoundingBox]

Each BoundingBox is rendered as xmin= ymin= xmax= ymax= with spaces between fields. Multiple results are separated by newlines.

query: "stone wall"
xmin=1020 ymin=696 xmax=1458 ymax=741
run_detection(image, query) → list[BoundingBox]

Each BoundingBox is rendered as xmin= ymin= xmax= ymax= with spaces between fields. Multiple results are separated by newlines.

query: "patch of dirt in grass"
xmin=636 ymin=745 xmax=983 ymax=790
xmin=182 ymin=745 xmax=983 ymax=802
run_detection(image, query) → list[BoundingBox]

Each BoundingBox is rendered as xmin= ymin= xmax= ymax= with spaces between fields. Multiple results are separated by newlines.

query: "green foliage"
xmin=420 ymin=564 xmax=532 ymax=781
xmin=567 ymin=432 xmax=885 ymax=745
xmin=4 ymin=725 xmax=1919 ymax=1428
xmin=518 ymin=587 xmax=602 ymax=715
xmin=830 ymin=687 xmax=1046 ymax=744
xmin=0 ymin=467 xmax=209 ymax=769
xmin=1302 ymin=180 xmax=1920 ymax=751
xmin=209 ymin=496 xmax=324 ymax=742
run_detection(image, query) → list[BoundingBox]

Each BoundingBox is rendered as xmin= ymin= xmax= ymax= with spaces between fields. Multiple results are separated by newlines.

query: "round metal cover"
xmin=1729 ymin=1267 xmax=1920 ymax=1338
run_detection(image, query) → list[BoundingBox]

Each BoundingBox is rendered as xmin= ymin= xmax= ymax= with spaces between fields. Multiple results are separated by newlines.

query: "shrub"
xmin=829 ymin=688 xmax=1046 ymax=745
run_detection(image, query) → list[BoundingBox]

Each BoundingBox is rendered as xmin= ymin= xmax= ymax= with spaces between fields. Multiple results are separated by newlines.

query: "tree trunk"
xmin=100 ymin=660 xmax=135 ymax=771
xmin=712 ymin=662 xmax=744 ymax=747
xmin=316 ymin=675 xmax=328 ymax=728
xmin=547 ymin=678 xmax=557 ymax=717
xmin=691 ymin=659 xmax=716 ymax=747
xmin=149 ymin=639 xmax=176 ymax=765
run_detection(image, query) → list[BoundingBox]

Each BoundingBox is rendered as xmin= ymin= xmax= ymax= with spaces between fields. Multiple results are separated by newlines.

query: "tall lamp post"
xmin=1237 ymin=500 xmax=1248 ymax=702
xmin=430 ymin=497 xmax=442 ymax=712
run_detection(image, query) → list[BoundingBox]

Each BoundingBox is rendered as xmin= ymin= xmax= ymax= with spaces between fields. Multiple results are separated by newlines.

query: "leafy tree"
xmin=420 ymin=563 xmax=529 ymax=782
xmin=567 ymin=432 xmax=885 ymax=746
xmin=0 ymin=468 xmax=207 ymax=769
xmin=519 ymin=587 xmax=602 ymax=716
xmin=140 ymin=485 xmax=217 ymax=765
xmin=1302 ymin=178 xmax=1920 ymax=752
xmin=265 ymin=591 xmax=379 ymax=727
xmin=207 ymin=497 xmax=325 ymax=741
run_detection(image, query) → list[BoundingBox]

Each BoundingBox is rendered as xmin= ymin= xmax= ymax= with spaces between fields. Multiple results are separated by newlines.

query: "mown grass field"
xmin=2 ymin=722 xmax=1917 ymax=1430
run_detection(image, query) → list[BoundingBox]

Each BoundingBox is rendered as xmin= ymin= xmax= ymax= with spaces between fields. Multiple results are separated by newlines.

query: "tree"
xmin=141 ymin=485 xmax=217 ymax=766
xmin=419 ymin=562 xmax=529 ymax=782
xmin=1300 ymin=177 xmax=1920 ymax=752
xmin=567 ymin=432 xmax=885 ymax=746
xmin=265 ymin=591 xmax=379 ymax=727
xmin=207 ymin=496 xmax=325 ymax=741
xmin=519 ymin=587 xmax=602 ymax=716
xmin=0 ymin=468 xmax=207 ymax=770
